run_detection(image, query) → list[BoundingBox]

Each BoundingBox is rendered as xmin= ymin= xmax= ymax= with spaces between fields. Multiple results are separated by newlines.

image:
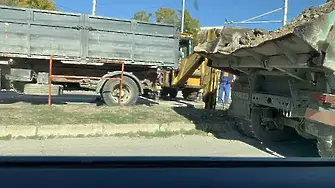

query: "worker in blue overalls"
xmin=217 ymin=71 xmax=234 ymax=106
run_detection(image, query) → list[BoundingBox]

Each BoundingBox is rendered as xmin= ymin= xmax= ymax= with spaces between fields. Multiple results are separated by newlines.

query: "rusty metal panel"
xmin=304 ymin=108 xmax=335 ymax=127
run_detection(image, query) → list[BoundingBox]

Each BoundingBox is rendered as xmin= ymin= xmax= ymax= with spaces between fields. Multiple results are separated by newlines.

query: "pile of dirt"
xmin=195 ymin=0 xmax=335 ymax=54
xmin=195 ymin=26 xmax=267 ymax=54
xmin=252 ymin=0 xmax=335 ymax=46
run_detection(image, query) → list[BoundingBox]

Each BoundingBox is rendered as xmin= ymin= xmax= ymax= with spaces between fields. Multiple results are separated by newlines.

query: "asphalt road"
xmin=0 ymin=90 xmax=201 ymax=107
xmin=0 ymin=135 xmax=275 ymax=157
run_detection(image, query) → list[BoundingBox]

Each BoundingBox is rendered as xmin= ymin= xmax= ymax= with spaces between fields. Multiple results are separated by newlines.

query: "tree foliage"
xmin=155 ymin=7 xmax=179 ymax=25
xmin=133 ymin=11 xmax=152 ymax=22
xmin=133 ymin=7 xmax=200 ymax=37
xmin=177 ymin=9 xmax=200 ymax=37
xmin=0 ymin=0 xmax=17 ymax=6
xmin=0 ymin=0 xmax=57 ymax=11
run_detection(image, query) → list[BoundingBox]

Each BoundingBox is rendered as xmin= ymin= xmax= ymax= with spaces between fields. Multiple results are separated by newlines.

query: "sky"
xmin=53 ymin=0 xmax=328 ymax=30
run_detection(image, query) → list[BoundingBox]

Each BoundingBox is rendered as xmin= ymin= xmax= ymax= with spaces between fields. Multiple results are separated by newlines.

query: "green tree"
xmin=0 ymin=0 xmax=57 ymax=11
xmin=177 ymin=9 xmax=200 ymax=36
xmin=133 ymin=11 xmax=152 ymax=22
xmin=18 ymin=0 xmax=57 ymax=10
xmin=155 ymin=7 xmax=179 ymax=25
xmin=0 ymin=0 xmax=19 ymax=6
xmin=132 ymin=7 xmax=200 ymax=41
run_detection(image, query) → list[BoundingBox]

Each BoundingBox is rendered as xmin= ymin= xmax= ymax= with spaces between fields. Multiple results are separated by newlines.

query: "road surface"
xmin=0 ymin=90 xmax=203 ymax=107
xmin=0 ymin=135 xmax=318 ymax=157
xmin=0 ymin=135 xmax=276 ymax=157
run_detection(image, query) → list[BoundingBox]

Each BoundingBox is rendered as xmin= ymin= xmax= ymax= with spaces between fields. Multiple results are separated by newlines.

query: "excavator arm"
xmin=171 ymin=53 xmax=205 ymax=87
xmin=167 ymin=29 xmax=222 ymax=109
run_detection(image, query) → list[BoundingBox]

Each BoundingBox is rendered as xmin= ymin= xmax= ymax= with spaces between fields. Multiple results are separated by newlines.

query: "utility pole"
xmin=283 ymin=0 xmax=288 ymax=26
xmin=92 ymin=0 xmax=97 ymax=15
xmin=181 ymin=0 xmax=185 ymax=33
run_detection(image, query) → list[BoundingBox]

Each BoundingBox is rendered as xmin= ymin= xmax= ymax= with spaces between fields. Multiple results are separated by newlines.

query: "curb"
xmin=0 ymin=123 xmax=198 ymax=138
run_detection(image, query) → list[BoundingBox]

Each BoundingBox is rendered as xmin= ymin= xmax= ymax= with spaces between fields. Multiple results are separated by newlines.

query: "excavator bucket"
xmin=194 ymin=3 xmax=335 ymax=73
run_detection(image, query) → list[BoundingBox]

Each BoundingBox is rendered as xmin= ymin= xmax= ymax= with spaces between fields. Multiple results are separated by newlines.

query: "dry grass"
xmin=0 ymin=129 xmax=208 ymax=140
xmin=0 ymin=103 xmax=192 ymax=126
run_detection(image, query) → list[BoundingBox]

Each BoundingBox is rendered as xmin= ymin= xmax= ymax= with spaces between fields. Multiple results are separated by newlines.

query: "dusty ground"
xmin=0 ymin=91 xmax=209 ymax=126
xmin=0 ymin=135 xmax=296 ymax=157
xmin=0 ymin=135 xmax=318 ymax=158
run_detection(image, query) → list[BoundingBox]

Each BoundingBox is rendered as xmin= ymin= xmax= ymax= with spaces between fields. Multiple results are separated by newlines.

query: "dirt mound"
xmin=195 ymin=26 xmax=267 ymax=54
xmin=252 ymin=0 xmax=335 ymax=46
xmin=195 ymin=0 xmax=335 ymax=54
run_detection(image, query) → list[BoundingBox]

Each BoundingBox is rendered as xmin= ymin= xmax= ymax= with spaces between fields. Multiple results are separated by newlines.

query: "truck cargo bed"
xmin=0 ymin=6 xmax=179 ymax=68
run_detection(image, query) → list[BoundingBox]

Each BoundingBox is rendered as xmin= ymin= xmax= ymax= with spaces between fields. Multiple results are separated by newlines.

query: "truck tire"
xmin=160 ymin=88 xmax=169 ymax=98
xmin=182 ymin=88 xmax=198 ymax=101
xmin=168 ymin=88 xmax=178 ymax=98
xmin=250 ymin=107 xmax=295 ymax=142
xmin=234 ymin=119 xmax=256 ymax=139
xmin=12 ymin=81 xmax=25 ymax=94
xmin=101 ymin=76 xmax=139 ymax=106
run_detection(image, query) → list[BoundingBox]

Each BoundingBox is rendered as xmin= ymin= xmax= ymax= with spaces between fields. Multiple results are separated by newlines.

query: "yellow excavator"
xmin=160 ymin=31 xmax=220 ymax=109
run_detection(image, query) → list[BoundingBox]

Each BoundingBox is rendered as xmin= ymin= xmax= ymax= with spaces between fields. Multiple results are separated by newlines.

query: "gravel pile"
xmin=194 ymin=0 xmax=335 ymax=54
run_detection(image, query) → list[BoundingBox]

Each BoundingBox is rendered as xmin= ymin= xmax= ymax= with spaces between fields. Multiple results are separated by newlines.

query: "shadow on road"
xmin=172 ymin=107 xmax=319 ymax=158
xmin=0 ymin=91 xmax=157 ymax=106
xmin=158 ymin=94 xmax=205 ymax=108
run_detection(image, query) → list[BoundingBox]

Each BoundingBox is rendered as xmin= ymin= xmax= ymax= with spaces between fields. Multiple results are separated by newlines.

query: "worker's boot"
xmin=223 ymin=103 xmax=230 ymax=110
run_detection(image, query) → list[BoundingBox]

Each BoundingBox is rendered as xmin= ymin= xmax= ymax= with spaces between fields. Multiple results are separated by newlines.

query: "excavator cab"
xmin=179 ymin=33 xmax=194 ymax=59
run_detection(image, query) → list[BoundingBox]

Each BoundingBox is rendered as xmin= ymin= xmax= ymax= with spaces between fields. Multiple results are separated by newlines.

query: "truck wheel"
xmin=12 ymin=81 xmax=25 ymax=94
xmin=160 ymin=88 xmax=169 ymax=98
xmin=317 ymin=139 xmax=335 ymax=157
xmin=182 ymin=88 xmax=198 ymax=101
xmin=250 ymin=107 xmax=295 ymax=142
xmin=234 ymin=118 xmax=256 ymax=139
xmin=101 ymin=76 xmax=139 ymax=106
xmin=168 ymin=88 xmax=178 ymax=98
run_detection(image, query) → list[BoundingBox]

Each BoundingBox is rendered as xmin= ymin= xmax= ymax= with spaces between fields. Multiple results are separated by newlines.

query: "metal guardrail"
xmin=47 ymin=56 xmax=125 ymax=107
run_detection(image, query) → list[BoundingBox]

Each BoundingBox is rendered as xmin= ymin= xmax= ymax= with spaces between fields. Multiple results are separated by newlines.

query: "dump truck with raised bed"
xmin=194 ymin=1 xmax=335 ymax=157
xmin=0 ymin=5 xmax=180 ymax=106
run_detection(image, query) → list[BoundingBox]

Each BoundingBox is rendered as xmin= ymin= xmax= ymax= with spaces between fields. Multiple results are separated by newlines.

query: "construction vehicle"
xmin=161 ymin=32 xmax=220 ymax=103
xmin=194 ymin=1 xmax=335 ymax=157
xmin=0 ymin=5 xmax=180 ymax=106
